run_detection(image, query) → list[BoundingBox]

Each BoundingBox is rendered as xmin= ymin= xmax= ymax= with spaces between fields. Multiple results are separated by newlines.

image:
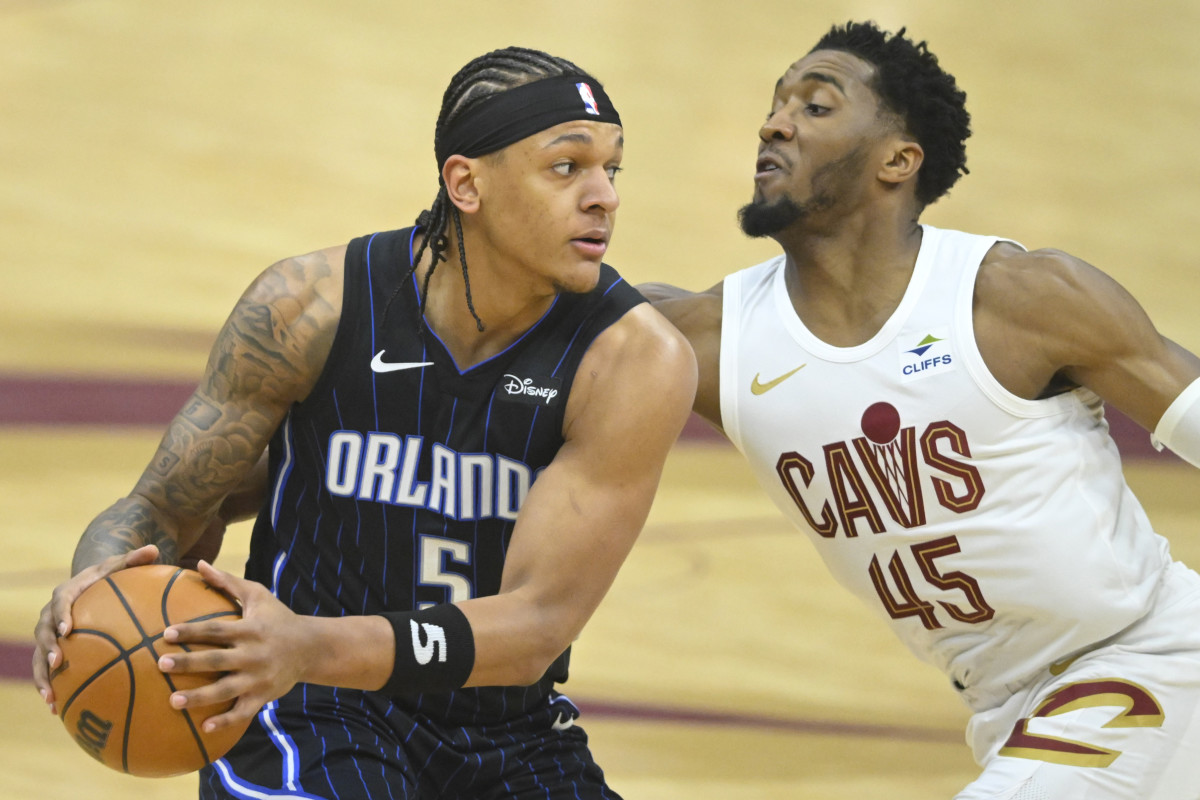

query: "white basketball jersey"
xmin=720 ymin=224 xmax=1172 ymax=711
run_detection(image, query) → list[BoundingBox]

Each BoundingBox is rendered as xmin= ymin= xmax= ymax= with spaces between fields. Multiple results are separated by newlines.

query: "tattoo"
xmin=148 ymin=447 xmax=180 ymax=476
xmin=73 ymin=499 xmax=179 ymax=575
xmin=181 ymin=396 xmax=221 ymax=431
xmin=111 ymin=250 xmax=340 ymax=553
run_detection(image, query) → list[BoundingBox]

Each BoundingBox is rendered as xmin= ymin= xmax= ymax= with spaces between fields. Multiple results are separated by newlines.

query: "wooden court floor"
xmin=3 ymin=2 xmax=1200 ymax=798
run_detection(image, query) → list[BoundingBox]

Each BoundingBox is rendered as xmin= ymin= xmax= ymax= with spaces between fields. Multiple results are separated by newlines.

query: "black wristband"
xmin=379 ymin=603 xmax=475 ymax=695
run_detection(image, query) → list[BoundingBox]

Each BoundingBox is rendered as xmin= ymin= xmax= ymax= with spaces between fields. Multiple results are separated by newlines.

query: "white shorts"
xmin=956 ymin=561 xmax=1200 ymax=800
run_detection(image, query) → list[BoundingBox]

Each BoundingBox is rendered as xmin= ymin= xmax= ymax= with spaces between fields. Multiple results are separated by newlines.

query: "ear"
xmin=442 ymin=154 xmax=481 ymax=214
xmin=878 ymin=138 xmax=924 ymax=188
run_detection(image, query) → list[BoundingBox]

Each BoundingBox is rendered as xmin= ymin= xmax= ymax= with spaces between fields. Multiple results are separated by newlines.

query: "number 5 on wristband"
xmin=379 ymin=603 xmax=475 ymax=695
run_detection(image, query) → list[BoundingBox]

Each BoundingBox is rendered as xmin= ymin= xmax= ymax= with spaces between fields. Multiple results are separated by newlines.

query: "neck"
xmin=776 ymin=212 xmax=924 ymax=347
xmin=413 ymin=230 xmax=557 ymax=369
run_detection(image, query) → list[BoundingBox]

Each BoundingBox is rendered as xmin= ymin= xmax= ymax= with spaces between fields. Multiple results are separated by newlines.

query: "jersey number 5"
xmin=418 ymin=535 xmax=474 ymax=609
xmin=868 ymin=535 xmax=995 ymax=629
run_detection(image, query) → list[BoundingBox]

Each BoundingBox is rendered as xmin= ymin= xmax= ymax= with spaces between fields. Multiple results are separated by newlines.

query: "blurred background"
xmin=3 ymin=1 xmax=1199 ymax=797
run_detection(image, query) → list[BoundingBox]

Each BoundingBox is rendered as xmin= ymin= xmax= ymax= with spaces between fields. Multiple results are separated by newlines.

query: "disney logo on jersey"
xmin=899 ymin=329 xmax=955 ymax=383
xmin=499 ymin=373 xmax=562 ymax=407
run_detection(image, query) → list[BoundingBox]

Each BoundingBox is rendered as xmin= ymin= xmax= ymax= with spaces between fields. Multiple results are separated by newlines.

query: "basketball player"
xmin=32 ymin=47 xmax=696 ymax=798
xmin=642 ymin=21 xmax=1200 ymax=800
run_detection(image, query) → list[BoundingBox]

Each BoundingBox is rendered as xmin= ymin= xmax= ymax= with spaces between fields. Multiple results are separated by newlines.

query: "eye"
xmin=552 ymin=161 xmax=576 ymax=176
xmin=806 ymin=103 xmax=829 ymax=115
xmin=606 ymin=166 xmax=623 ymax=181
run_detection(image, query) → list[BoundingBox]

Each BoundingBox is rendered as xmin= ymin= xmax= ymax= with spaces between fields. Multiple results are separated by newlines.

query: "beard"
xmin=737 ymin=145 xmax=870 ymax=238
xmin=738 ymin=194 xmax=804 ymax=237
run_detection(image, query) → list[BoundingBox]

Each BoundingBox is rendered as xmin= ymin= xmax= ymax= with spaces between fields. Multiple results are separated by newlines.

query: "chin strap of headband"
xmin=1151 ymin=377 xmax=1200 ymax=468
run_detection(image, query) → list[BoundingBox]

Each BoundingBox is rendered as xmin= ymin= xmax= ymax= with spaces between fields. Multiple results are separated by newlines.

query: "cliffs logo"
xmin=899 ymin=329 xmax=955 ymax=382
xmin=500 ymin=373 xmax=562 ymax=406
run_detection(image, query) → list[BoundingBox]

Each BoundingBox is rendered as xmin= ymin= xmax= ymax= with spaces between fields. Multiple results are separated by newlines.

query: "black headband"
xmin=435 ymin=74 xmax=622 ymax=169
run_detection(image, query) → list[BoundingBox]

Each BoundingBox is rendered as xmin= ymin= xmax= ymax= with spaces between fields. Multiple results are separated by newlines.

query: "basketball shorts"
xmin=955 ymin=561 xmax=1200 ymax=800
xmin=197 ymin=685 xmax=621 ymax=800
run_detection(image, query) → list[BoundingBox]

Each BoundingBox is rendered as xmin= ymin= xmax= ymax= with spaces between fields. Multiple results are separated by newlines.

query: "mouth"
xmin=755 ymin=151 xmax=786 ymax=180
xmin=571 ymin=231 xmax=609 ymax=258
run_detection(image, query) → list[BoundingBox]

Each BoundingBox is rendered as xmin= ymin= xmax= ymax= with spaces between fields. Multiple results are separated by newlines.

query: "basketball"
xmin=48 ymin=564 xmax=249 ymax=777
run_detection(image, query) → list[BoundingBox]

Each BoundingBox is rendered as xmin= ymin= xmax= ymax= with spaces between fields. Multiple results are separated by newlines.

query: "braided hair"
xmin=388 ymin=47 xmax=592 ymax=334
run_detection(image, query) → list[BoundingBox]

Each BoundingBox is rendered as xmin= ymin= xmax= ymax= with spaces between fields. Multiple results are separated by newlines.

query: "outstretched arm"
xmin=974 ymin=245 xmax=1200 ymax=453
xmin=638 ymin=281 xmax=724 ymax=431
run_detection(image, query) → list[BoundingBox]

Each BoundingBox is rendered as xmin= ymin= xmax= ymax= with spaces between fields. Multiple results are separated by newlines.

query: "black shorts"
xmin=197 ymin=684 xmax=621 ymax=800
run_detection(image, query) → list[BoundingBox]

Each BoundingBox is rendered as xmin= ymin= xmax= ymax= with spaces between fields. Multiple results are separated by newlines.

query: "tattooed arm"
xmin=34 ymin=245 xmax=345 ymax=709
xmin=179 ymin=451 xmax=271 ymax=570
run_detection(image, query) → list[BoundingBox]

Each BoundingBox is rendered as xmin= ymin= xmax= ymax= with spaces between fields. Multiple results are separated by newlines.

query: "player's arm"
xmin=975 ymin=246 xmax=1200 ymax=453
xmin=178 ymin=451 xmax=271 ymax=570
xmin=638 ymin=281 xmax=724 ymax=432
xmin=32 ymin=247 xmax=343 ymax=708
xmin=453 ymin=303 xmax=697 ymax=686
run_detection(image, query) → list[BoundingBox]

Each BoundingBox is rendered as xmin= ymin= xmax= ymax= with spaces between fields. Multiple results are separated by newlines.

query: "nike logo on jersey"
xmin=371 ymin=351 xmax=433 ymax=373
xmin=551 ymin=711 xmax=576 ymax=731
xmin=1048 ymin=654 xmax=1078 ymax=676
xmin=750 ymin=363 xmax=807 ymax=395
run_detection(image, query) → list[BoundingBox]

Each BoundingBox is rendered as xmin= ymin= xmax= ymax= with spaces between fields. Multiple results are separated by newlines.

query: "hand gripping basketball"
xmin=48 ymin=564 xmax=251 ymax=777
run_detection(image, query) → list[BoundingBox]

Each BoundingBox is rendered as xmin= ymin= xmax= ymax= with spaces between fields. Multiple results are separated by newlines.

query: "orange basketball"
xmin=48 ymin=564 xmax=249 ymax=777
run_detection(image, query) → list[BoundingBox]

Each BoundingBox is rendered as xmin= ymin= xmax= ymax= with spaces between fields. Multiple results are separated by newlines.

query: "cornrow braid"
xmin=382 ymin=47 xmax=590 ymax=335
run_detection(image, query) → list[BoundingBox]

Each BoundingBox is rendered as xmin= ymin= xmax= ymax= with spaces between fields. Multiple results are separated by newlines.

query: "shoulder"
xmin=635 ymin=280 xmax=725 ymax=428
xmin=975 ymin=243 xmax=1129 ymax=324
xmin=245 ymin=244 xmax=346 ymax=309
xmin=563 ymin=303 xmax=697 ymax=438
xmin=586 ymin=302 xmax=697 ymax=378
xmin=229 ymin=244 xmax=349 ymax=398
xmin=971 ymin=241 xmax=1172 ymax=400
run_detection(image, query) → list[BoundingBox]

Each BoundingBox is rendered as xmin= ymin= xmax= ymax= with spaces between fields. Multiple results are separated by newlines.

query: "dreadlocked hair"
xmin=811 ymin=21 xmax=970 ymax=207
xmin=386 ymin=46 xmax=592 ymax=335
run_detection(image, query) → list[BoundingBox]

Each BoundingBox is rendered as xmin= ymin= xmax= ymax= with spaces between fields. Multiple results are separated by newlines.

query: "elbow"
xmin=503 ymin=614 xmax=579 ymax=686
xmin=510 ymin=632 xmax=573 ymax=686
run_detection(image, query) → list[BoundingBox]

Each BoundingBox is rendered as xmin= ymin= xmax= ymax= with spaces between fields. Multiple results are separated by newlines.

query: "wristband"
xmin=1151 ymin=377 xmax=1200 ymax=469
xmin=378 ymin=603 xmax=475 ymax=695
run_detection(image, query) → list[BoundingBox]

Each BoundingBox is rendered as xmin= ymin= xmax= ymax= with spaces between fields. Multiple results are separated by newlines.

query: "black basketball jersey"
xmin=244 ymin=227 xmax=645 ymax=724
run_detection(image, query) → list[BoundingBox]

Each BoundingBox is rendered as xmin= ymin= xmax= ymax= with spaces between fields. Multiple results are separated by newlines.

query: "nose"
xmin=760 ymin=107 xmax=796 ymax=143
xmin=583 ymin=168 xmax=620 ymax=214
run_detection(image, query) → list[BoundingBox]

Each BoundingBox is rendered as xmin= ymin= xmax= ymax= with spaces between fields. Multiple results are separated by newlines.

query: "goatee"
xmin=738 ymin=195 xmax=804 ymax=238
xmin=738 ymin=145 xmax=869 ymax=238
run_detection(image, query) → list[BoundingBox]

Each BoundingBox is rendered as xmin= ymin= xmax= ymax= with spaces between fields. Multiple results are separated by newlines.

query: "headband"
xmin=435 ymin=74 xmax=622 ymax=169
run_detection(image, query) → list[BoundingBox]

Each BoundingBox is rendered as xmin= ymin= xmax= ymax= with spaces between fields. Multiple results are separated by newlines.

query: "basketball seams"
xmin=56 ymin=628 xmax=131 ymax=718
xmin=53 ymin=565 xmax=248 ymax=776
xmin=122 ymin=655 xmax=135 ymax=772
xmin=107 ymin=569 xmax=169 ymax=773
xmin=158 ymin=568 xmax=217 ymax=765
xmin=160 ymin=567 xmax=185 ymax=628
